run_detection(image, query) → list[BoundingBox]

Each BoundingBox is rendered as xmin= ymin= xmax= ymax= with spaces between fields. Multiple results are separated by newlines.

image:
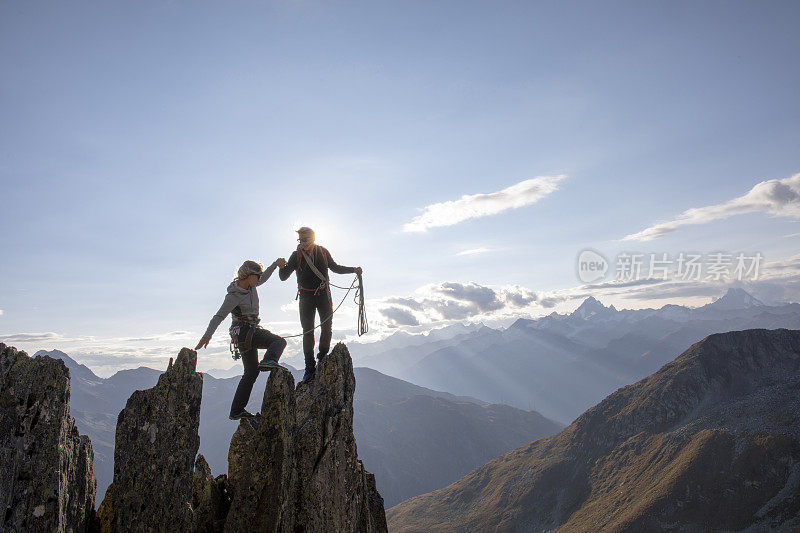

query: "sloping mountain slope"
xmin=354 ymin=385 xmax=561 ymax=507
xmin=387 ymin=328 xmax=800 ymax=532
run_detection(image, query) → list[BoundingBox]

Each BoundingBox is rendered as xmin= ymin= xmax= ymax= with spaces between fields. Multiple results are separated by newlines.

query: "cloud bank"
xmin=374 ymin=252 xmax=800 ymax=329
xmin=623 ymin=173 xmax=800 ymax=241
xmin=378 ymin=281 xmax=541 ymax=327
xmin=403 ymin=175 xmax=566 ymax=232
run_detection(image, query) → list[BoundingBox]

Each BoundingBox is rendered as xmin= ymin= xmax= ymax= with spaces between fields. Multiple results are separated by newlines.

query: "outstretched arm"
xmin=257 ymin=258 xmax=286 ymax=286
xmin=325 ymin=248 xmax=361 ymax=275
xmin=256 ymin=263 xmax=277 ymax=286
xmin=196 ymin=292 xmax=239 ymax=349
xmin=279 ymin=251 xmax=298 ymax=281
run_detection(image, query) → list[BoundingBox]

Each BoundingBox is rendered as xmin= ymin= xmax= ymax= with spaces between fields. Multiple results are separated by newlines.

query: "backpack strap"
xmin=300 ymin=246 xmax=327 ymax=284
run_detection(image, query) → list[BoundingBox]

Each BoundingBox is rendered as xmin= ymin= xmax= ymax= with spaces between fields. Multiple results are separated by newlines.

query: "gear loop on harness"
xmin=229 ymin=315 xmax=258 ymax=360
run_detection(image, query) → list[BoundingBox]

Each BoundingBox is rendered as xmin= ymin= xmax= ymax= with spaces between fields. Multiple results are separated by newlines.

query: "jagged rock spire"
xmin=294 ymin=343 xmax=386 ymax=532
xmin=222 ymin=343 xmax=387 ymax=533
xmin=97 ymin=347 xmax=203 ymax=531
xmin=225 ymin=368 xmax=297 ymax=531
xmin=0 ymin=343 xmax=96 ymax=532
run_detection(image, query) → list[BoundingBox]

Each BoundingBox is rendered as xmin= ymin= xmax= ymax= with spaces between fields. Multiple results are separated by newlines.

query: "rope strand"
xmin=356 ymin=272 xmax=368 ymax=336
xmin=280 ymin=273 xmax=368 ymax=338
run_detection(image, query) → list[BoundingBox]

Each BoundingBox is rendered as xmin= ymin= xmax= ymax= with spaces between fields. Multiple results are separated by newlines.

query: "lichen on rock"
xmin=225 ymin=368 xmax=297 ymax=532
xmin=294 ymin=343 xmax=387 ymax=532
xmin=222 ymin=342 xmax=387 ymax=532
xmin=0 ymin=343 xmax=96 ymax=532
xmin=97 ymin=347 xmax=203 ymax=532
xmin=193 ymin=454 xmax=231 ymax=533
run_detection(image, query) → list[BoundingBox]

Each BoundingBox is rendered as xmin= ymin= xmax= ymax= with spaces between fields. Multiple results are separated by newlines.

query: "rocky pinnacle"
xmin=0 ymin=343 xmax=96 ymax=532
xmin=97 ymin=348 xmax=203 ymax=532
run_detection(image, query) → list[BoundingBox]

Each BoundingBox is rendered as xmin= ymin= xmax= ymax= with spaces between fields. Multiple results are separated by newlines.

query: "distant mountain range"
xmin=40 ymin=348 xmax=559 ymax=508
xmin=36 ymin=287 xmax=799 ymax=511
xmin=349 ymin=288 xmax=800 ymax=424
xmin=387 ymin=328 xmax=800 ymax=531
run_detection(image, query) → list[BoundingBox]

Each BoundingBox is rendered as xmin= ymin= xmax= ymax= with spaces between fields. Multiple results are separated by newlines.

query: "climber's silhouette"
xmin=279 ymin=227 xmax=361 ymax=383
xmin=195 ymin=259 xmax=288 ymax=420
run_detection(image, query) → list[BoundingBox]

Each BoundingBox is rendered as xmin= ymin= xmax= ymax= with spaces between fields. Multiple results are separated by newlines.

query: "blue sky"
xmin=1 ymin=1 xmax=799 ymax=374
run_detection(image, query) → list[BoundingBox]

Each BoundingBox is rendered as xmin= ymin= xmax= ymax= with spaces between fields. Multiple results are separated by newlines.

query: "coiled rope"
xmin=280 ymin=273 xmax=368 ymax=339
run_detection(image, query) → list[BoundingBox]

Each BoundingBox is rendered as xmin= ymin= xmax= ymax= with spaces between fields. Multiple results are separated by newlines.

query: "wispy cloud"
xmin=120 ymin=331 xmax=191 ymax=342
xmin=623 ymin=173 xmax=800 ymax=241
xmin=403 ymin=175 xmax=566 ymax=232
xmin=0 ymin=332 xmax=64 ymax=343
xmin=456 ymin=247 xmax=493 ymax=256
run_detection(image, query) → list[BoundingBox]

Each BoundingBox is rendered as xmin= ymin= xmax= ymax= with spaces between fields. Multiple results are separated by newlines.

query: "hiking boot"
xmin=258 ymin=358 xmax=284 ymax=371
xmin=300 ymin=368 xmax=315 ymax=383
xmin=229 ymin=410 xmax=256 ymax=421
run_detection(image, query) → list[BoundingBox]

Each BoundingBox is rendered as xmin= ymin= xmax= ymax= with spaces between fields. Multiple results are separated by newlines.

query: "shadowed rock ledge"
xmin=97 ymin=347 xmax=203 ymax=532
xmin=0 ymin=343 xmax=96 ymax=532
xmin=222 ymin=342 xmax=387 ymax=533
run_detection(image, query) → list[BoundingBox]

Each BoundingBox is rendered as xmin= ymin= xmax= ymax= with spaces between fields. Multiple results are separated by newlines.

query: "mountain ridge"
xmin=387 ymin=328 xmax=800 ymax=532
xmin=376 ymin=289 xmax=800 ymax=423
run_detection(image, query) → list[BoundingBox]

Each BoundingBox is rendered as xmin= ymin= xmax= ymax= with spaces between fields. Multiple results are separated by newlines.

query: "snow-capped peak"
xmin=703 ymin=288 xmax=764 ymax=310
xmin=571 ymin=296 xmax=615 ymax=319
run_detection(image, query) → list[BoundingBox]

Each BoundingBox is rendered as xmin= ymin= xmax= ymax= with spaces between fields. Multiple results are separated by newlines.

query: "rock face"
xmin=34 ymin=348 xmax=163 ymax=503
xmin=0 ymin=343 xmax=96 ymax=532
xmin=97 ymin=347 xmax=203 ymax=531
xmin=293 ymin=344 xmax=386 ymax=532
xmin=224 ymin=343 xmax=387 ymax=532
xmin=192 ymin=454 xmax=230 ymax=533
xmin=388 ymin=328 xmax=800 ymax=532
xmin=225 ymin=368 xmax=297 ymax=532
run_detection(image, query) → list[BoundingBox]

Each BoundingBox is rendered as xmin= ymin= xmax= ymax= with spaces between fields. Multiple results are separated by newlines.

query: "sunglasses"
xmin=297 ymin=237 xmax=312 ymax=243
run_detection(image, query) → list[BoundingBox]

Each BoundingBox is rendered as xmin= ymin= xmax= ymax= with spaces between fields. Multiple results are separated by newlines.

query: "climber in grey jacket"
xmin=195 ymin=258 xmax=287 ymax=420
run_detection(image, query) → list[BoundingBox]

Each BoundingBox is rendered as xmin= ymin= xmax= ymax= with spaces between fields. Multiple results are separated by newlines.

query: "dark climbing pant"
xmin=230 ymin=325 xmax=286 ymax=416
xmin=299 ymin=289 xmax=333 ymax=373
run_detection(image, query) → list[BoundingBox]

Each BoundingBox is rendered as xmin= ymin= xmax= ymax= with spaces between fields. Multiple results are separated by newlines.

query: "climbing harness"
xmin=229 ymin=314 xmax=258 ymax=360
